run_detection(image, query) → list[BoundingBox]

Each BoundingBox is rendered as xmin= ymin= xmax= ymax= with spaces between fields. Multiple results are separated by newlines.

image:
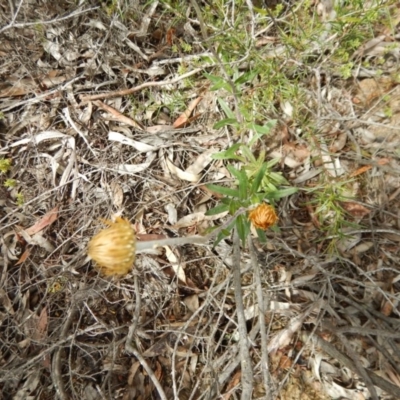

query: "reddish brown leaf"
xmin=381 ymin=282 xmax=394 ymax=316
xmin=381 ymin=299 xmax=393 ymax=316
xmin=222 ymin=370 xmax=241 ymax=400
xmin=377 ymin=158 xmax=390 ymax=165
xmin=25 ymin=206 xmax=59 ymax=235
xmin=341 ymin=202 xmax=370 ymax=218
xmin=41 ymin=354 xmax=51 ymax=370
xmin=350 ymin=158 xmax=389 ymax=177
xmin=34 ymin=307 xmax=48 ymax=341
xmin=350 ymin=165 xmax=371 ymax=177
xmin=154 ymin=360 xmax=163 ymax=381
xmin=278 ymin=353 xmax=293 ymax=369
xmin=15 ymin=248 xmax=30 ymax=265
xmin=173 ymin=96 xmax=203 ymax=128
xmin=127 ymin=361 xmax=141 ymax=386
xmin=166 ymin=27 xmax=176 ymax=46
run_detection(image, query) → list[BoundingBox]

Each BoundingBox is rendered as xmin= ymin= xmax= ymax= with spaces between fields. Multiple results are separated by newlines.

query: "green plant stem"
xmin=189 ymin=0 xmax=243 ymax=126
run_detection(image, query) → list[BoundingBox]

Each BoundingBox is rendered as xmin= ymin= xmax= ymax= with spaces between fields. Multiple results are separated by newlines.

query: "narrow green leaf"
xmin=203 ymin=73 xmax=221 ymax=84
xmin=204 ymin=74 xmax=232 ymax=92
xmin=212 ymin=153 xmax=242 ymax=162
xmin=234 ymin=69 xmax=259 ymax=85
xmin=227 ymin=165 xmax=248 ymax=200
xmin=256 ymin=228 xmax=267 ymax=243
xmin=269 ymin=171 xmax=289 ymax=185
xmin=214 ymin=81 xmax=233 ymax=92
xmin=207 ymin=184 xmax=240 ymax=198
xmin=265 ymin=182 xmax=278 ymax=192
xmin=226 ymin=164 xmax=242 ymax=180
xmin=236 ymin=215 xmax=250 ymax=246
xmin=253 ymin=122 xmax=276 ymax=135
xmin=265 ymin=187 xmax=298 ymax=200
xmin=221 ymin=197 xmax=233 ymax=205
xmin=238 ymin=169 xmax=248 ymax=201
xmin=229 ymin=199 xmax=240 ymax=215
xmin=217 ymin=98 xmax=236 ymax=119
xmin=240 ymin=145 xmax=256 ymax=163
xmin=213 ymin=220 xmax=236 ymax=247
xmin=265 ymin=158 xmax=280 ymax=168
xmin=248 ymin=131 xmax=264 ymax=147
xmin=251 ymin=163 xmax=268 ymax=194
xmin=214 ymin=118 xmax=239 ymax=129
xmin=236 ymin=217 xmax=245 ymax=246
xmin=211 ymin=143 xmax=243 ymax=161
xmin=251 ymin=193 xmax=264 ymax=204
xmin=205 ymin=203 xmax=230 ymax=216
xmin=213 ymin=231 xmax=229 ymax=247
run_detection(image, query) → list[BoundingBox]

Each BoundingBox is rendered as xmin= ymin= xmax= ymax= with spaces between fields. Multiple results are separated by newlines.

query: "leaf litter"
xmin=1 ymin=1 xmax=400 ymax=399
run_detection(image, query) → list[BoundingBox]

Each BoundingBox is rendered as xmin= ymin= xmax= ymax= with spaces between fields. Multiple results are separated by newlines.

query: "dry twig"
xmin=301 ymin=331 xmax=400 ymax=399
xmin=232 ymin=229 xmax=253 ymax=399
xmin=248 ymin=238 xmax=274 ymax=399
xmin=0 ymin=6 xmax=99 ymax=34
xmin=79 ymin=68 xmax=203 ymax=102
xmin=125 ymin=275 xmax=167 ymax=400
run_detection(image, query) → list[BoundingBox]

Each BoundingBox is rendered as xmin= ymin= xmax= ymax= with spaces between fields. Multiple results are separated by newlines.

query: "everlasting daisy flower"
xmin=248 ymin=204 xmax=278 ymax=230
xmin=87 ymin=209 xmax=258 ymax=276
xmin=88 ymin=217 xmax=136 ymax=276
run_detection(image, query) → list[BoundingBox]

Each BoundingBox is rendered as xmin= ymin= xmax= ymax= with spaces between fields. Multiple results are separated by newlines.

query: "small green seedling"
xmin=206 ymin=125 xmax=297 ymax=246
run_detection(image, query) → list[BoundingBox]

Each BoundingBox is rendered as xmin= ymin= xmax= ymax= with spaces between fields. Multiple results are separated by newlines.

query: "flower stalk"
xmin=87 ymin=209 xmax=248 ymax=276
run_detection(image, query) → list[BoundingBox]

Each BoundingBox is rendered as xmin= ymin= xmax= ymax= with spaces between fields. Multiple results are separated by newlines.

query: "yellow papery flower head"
xmin=88 ymin=217 xmax=136 ymax=276
xmin=248 ymin=204 xmax=278 ymax=230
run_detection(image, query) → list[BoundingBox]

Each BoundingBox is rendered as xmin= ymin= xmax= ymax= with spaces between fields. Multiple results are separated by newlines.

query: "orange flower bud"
xmin=248 ymin=204 xmax=278 ymax=230
xmin=87 ymin=217 xmax=136 ymax=276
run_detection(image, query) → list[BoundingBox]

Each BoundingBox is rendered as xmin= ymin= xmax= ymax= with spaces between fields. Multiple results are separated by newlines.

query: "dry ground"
xmin=1 ymin=1 xmax=400 ymax=399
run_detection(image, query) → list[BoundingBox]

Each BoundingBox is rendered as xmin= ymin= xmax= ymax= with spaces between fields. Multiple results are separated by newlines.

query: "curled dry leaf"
xmin=185 ymin=149 xmax=215 ymax=177
xmin=164 ymin=203 xmax=177 ymax=225
xmin=172 ymin=210 xmax=228 ymax=229
xmin=0 ymin=74 xmax=72 ymax=98
xmin=17 ymin=228 xmax=55 ymax=253
xmin=109 ymin=182 xmax=124 ymax=209
xmin=165 ymin=149 xmax=214 ymax=183
xmin=0 ymin=289 xmax=14 ymax=314
xmin=108 ymin=131 xmax=157 ymax=152
xmin=184 ymin=295 xmax=199 ymax=314
xmin=270 ymin=150 xmax=303 ymax=169
xmin=353 ymin=241 xmax=374 ymax=254
xmin=11 ymin=130 xmax=68 ymax=148
xmin=267 ymin=317 xmax=304 ymax=354
xmin=319 ymin=142 xmax=345 ymax=177
xmin=164 ymin=246 xmax=186 ymax=284
xmin=329 ymin=132 xmax=347 ymax=153
xmin=381 ymin=295 xmax=394 ymax=317
xmin=114 ymin=152 xmax=156 ymax=175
